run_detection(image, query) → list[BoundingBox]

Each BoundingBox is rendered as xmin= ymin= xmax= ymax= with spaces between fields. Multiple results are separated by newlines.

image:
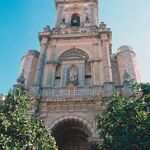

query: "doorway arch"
xmin=51 ymin=116 xmax=93 ymax=150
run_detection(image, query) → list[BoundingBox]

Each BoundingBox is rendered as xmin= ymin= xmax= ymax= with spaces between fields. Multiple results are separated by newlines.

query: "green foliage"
xmin=0 ymin=88 xmax=57 ymax=150
xmin=140 ymin=83 xmax=150 ymax=95
xmin=96 ymin=83 xmax=150 ymax=150
xmin=88 ymin=142 xmax=99 ymax=150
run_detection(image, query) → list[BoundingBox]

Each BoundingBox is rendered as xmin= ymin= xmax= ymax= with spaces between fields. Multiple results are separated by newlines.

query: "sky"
xmin=0 ymin=0 xmax=150 ymax=94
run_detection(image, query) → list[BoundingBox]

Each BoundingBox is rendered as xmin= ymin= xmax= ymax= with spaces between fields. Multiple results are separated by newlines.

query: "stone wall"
xmin=117 ymin=46 xmax=141 ymax=84
xmin=17 ymin=0 xmax=142 ymax=147
xmin=19 ymin=50 xmax=40 ymax=88
xmin=55 ymin=1 xmax=98 ymax=28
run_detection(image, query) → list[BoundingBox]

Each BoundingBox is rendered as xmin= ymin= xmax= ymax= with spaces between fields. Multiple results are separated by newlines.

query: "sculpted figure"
xmin=123 ymin=69 xmax=130 ymax=81
xmin=69 ymin=66 xmax=78 ymax=83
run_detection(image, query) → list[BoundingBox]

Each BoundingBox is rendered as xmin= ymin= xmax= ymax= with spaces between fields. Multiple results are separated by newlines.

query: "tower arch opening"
xmin=71 ymin=13 xmax=80 ymax=26
xmin=51 ymin=118 xmax=92 ymax=150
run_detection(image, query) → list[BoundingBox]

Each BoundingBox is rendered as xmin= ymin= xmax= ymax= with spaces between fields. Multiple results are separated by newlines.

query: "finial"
xmin=43 ymin=25 xmax=50 ymax=32
xmin=100 ymin=22 xmax=106 ymax=29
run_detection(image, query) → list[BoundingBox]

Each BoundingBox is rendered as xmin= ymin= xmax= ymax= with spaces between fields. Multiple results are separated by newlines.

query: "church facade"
xmin=16 ymin=0 xmax=141 ymax=149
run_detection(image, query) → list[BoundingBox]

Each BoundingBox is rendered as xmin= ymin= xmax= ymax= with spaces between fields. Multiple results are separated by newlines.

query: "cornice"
xmin=55 ymin=0 xmax=98 ymax=7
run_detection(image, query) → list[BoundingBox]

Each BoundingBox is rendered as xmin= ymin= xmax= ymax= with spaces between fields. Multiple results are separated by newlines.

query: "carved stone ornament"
xmin=68 ymin=66 xmax=78 ymax=84
xmin=17 ymin=70 xmax=25 ymax=85
xmin=123 ymin=69 xmax=131 ymax=81
xmin=60 ymin=48 xmax=89 ymax=61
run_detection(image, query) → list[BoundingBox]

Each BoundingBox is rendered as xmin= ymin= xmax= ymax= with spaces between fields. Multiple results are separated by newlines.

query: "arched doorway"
xmin=51 ymin=118 xmax=92 ymax=150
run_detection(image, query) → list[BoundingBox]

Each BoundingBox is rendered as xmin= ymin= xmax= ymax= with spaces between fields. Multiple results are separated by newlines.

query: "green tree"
xmin=88 ymin=142 xmax=99 ymax=150
xmin=96 ymin=83 xmax=150 ymax=150
xmin=0 ymin=88 xmax=57 ymax=150
xmin=140 ymin=82 xmax=150 ymax=95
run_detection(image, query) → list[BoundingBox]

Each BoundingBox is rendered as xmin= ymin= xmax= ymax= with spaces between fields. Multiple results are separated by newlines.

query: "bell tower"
xmin=16 ymin=0 xmax=141 ymax=149
xmin=55 ymin=0 xmax=99 ymax=28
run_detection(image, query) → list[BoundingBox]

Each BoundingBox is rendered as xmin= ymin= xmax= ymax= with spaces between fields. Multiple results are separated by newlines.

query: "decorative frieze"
xmin=39 ymin=100 xmax=104 ymax=113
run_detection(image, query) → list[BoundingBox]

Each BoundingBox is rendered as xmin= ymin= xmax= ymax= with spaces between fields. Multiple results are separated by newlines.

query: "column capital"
xmin=38 ymin=32 xmax=51 ymax=44
xmin=98 ymin=30 xmax=112 ymax=44
xmin=89 ymin=58 xmax=102 ymax=63
xmin=46 ymin=60 xmax=59 ymax=65
xmin=38 ymin=26 xmax=51 ymax=44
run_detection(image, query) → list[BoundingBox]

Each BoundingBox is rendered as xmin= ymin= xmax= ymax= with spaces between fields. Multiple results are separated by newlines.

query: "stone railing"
xmin=29 ymin=82 xmax=133 ymax=101
xmin=51 ymin=26 xmax=100 ymax=38
xmin=41 ymin=86 xmax=103 ymax=100
xmin=50 ymin=25 xmax=111 ymax=39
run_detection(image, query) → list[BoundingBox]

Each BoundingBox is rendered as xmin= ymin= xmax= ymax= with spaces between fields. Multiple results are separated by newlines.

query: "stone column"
xmin=56 ymin=5 xmax=64 ymax=27
xmin=60 ymin=64 xmax=68 ymax=87
xmin=92 ymin=60 xmax=101 ymax=85
xmin=90 ymin=4 xmax=95 ymax=26
xmin=49 ymin=63 xmax=57 ymax=87
xmin=42 ymin=63 xmax=50 ymax=87
xmin=78 ymin=63 xmax=85 ymax=86
xmin=89 ymin=3 xmax=97 ymax=26
xmin=101 ymin=33 xmax=112 ymax=82
xmin=34 ymin=35 xmax=49 ymax=86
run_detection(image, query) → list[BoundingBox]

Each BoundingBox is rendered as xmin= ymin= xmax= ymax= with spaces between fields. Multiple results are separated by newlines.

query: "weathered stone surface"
xmin=16 ymin=0 xmax=141 ymax=149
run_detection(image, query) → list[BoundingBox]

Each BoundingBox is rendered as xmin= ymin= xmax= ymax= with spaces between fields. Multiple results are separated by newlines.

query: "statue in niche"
xmin=68 ymin=66 xmax=78 ymax=84
xmin=17 ymin=69 xmax=25 ymax=88
xmin=123 ymin=69 xmax=131 ymax=81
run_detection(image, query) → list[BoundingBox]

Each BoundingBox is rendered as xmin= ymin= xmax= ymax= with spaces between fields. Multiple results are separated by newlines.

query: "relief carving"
xmin=68 ymin=65 xmax=78 ymax=83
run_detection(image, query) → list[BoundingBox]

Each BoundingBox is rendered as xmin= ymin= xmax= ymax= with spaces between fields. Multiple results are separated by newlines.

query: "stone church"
xmin=15 ymin=0 xmax=141 ymax=149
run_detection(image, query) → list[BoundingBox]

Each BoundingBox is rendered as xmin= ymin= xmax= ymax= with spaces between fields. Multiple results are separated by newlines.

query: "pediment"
xmin=60 ymin=48 xmax=89 ymax=61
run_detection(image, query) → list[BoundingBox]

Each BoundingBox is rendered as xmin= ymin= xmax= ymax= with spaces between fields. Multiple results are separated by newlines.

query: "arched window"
xmin=71 ymin=13 xmax=80 ymax=26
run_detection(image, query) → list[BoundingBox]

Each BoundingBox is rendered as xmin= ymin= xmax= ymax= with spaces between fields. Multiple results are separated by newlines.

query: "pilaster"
xmin=92 ymin=60 xmax=101 ymax=85
xmin=56 ymin=4 xmax=64 ymax=28
xmin=34 ymin=28 xmax=51 ymax=86
xmin=49 ymin=63 xmax=57 ymax=87
xmin=78 ymin=62 xmax=85 ymax=86
xmin=60 ymin=64 xmax=68 ymax=87
xmin=43 ymin=62 xmax=57 ymax=88
xmin=101 ymin=32 xmax=113 ymax=82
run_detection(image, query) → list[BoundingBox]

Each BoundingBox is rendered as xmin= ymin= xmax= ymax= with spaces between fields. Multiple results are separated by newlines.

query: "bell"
xmin=73 ymin=20 xmax=78 ymax=23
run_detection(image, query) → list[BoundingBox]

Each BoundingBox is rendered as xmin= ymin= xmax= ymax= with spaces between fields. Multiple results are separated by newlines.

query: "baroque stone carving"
xmin=68 ymin=66 xmax=78 ymax=83
xmin=60 ymin=48 xmax=89 ymax=61
xmin=17 ymin=69 xmax=25 ymax=87
xmin=16 ymin=0 xmax=141 ymax=149
xmin=123 ymin=69 xmax=131 ymax=81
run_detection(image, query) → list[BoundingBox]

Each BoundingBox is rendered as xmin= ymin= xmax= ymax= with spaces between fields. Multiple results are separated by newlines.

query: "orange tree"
xmin=96 ymin=83 xmax=150 ymax=150
xmin=0 ymin=88 xmax=57 ymax=150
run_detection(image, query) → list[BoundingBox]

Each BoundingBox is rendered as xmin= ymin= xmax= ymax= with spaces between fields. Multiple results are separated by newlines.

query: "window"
xmin=85 ymin=75 xmax=92 ymax=79
xmin=62 ymin=18 xmax=65 ymax=23
xmin=55 ymin=76 xmax=61 ymax=80
xmin=71 ymin=13 xmax=80 ymax=26
xmin=86 ymin=16 xmax=89 ymax=21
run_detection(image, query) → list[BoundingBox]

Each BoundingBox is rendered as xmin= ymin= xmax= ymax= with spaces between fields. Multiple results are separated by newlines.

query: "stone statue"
xmin=17 ymin=69 xmax=25 ymax=87
xmin=123 ymin=69 xmax=130 ymax=81
xmin=68 ymin=66 xmax=78 ymax=83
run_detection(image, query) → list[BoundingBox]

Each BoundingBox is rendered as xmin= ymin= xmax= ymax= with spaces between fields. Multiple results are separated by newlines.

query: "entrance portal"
xmin=51 ymin=118 xmax=91 ymax=150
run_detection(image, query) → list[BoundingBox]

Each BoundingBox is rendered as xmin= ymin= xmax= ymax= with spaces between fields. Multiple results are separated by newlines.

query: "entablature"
xmin=50 ymin=26 xmax=111 ymax=40
xmin=55 ymin=0 xmax=98 ymax=8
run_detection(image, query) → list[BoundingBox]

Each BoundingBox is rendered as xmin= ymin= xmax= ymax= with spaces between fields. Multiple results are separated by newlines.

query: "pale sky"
xmin=0 ymin=0 xmax=150 ymax=93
